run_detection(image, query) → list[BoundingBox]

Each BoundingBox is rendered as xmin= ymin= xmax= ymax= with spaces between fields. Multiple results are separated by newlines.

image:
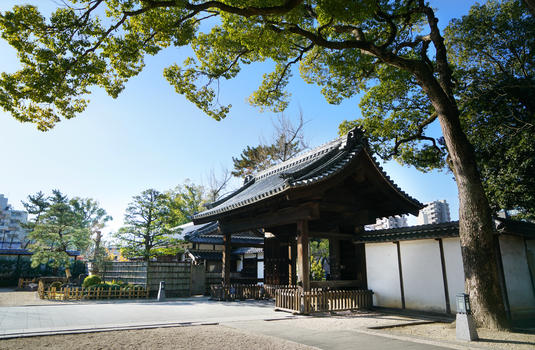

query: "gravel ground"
xmin=272 ymin=310 xmax=427 ymax=331
xmin=384 ymin=322 xmax=535 ymax=350
xmin=0 ymin=291 xmax=63 ymax=306
xmin=0 ymin=325 xmax=316 ymax=350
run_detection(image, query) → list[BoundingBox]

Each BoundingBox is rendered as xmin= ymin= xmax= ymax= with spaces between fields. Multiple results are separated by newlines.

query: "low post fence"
xmin=38 ymin=285 xmax=150 ymax=301
xmin=18 ymin=278 xmax=38 ymax=289
xmin=264 ymin=284 xmax=298 ymax=299
xmin=210 ymin=284 xmax=264 ymax=300
xmin=275 ymin=288 xmax=373 ymax=314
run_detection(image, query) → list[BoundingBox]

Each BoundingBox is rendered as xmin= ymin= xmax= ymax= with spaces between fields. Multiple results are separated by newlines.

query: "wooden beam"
xmin=288 ymin=238 xmax=297 ymax=285
xmin=309 ymin=231 xmax=354 ymax=240
xmin=494 ymin=235 xmax=511 ymax=321
xmin=220 ymin=204 xmax=319 ymax=232
xmin=222 ymin=232 xmax=231 ymax=285
xmin=297 ymin=220 xmax=310 ymax=292
xmin=329 ymin=238 xmax=341 ymax=280
xmin=395 ymin=241 xmax=405 ymax=309
xmin=437 ymin=238 xmax=451 ymax=314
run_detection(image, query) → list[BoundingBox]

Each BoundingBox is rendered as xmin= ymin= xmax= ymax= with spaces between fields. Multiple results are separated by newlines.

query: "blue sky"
xmin=0 ymin=1 xmax=477 ymax=236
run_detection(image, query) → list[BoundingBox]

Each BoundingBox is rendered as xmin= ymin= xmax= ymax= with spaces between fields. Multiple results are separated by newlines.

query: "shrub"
xmin=82 ymin=275 xmax=102 ymax=289
xmin=86 ymin=283 xmax=109 ymax=290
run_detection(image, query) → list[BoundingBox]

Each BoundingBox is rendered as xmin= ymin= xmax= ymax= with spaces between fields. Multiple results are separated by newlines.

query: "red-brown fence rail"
xmin=275 ymin=288 xmax=373 ymax=314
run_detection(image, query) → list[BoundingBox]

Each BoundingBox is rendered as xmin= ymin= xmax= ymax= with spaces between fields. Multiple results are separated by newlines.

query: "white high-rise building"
xmin=366 ymin=215 xmax=408 ymax=230
xmin=417 ymin=200 xmax=451 ymax=225
xmin=0 ymin=194 xmax=28 ymax=247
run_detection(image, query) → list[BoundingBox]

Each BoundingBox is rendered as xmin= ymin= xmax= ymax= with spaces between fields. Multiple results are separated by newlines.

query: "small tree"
xmin=71 ymin=197 xmax=112 ymax=274
xmin=25 ymin=190 xmax=91 ymax=278
xmin=167 ymin=182 xmax=207 ymax=226
xmin=232 ymin=114 xmax=307 ymax=177
xmin=115 ymin=189 xmax=178 ymax=261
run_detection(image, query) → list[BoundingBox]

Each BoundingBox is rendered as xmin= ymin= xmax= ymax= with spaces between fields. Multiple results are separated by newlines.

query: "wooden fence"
xmin=18 ymin=278 xmax=37 ymax=289
xmin=264 ymin=284 xmax=298 ymax=299
xmin=210 ymin=284 xmax=263 ymax=300
xmin=101 ymin=261 xmax=191 ymax=297
xmin=38 ymin=285 xmax=149 ymax=301
xmin=210 ymin=284 xmax=299 ymax=300
xmin=275 ymin=288 xmax=373 ymax=314
xmin=147 ymin=262 xmax=191 ymax=297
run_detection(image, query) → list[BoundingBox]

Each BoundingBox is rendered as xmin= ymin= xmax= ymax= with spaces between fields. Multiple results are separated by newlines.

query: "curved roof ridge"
xmin=254 ymin=136 xmax=345 ymax=181
xmin=364 ymin=150 xmax=423 ymax=210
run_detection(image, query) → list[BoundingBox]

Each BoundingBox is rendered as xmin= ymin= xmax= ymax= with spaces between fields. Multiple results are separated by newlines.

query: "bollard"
xmin=157 ymin=281 xmax=166 ymax=301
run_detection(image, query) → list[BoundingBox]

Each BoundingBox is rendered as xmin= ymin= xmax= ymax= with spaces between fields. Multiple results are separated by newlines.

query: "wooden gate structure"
xmin=194 ymin=128 xmax=423 ymax=313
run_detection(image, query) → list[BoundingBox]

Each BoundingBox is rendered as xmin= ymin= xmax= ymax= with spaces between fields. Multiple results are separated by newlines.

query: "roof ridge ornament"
xmin=340 ymin=126 xmax=366 ymax=150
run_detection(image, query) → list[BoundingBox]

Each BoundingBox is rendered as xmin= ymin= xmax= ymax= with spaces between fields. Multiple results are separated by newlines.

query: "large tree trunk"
xmin=419 ymin=73 xmax=509 ymax=329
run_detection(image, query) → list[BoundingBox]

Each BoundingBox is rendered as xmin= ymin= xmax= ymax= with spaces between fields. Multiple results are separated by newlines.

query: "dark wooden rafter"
xmin=219 ymin=202 xmax=319 ymax=232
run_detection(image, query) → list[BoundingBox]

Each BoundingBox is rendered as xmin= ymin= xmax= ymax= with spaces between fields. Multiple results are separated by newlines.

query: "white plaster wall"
xmin=365 ymin=243 xmax=402 ymax=308
xmin=442 ymin=237 xmax=465 ymax=313
xmin=400 ymin=240 xmax=446 ymax=313
xmin=258 ymin=252 xmax=264 ymax=279
xmin=500 ymin=235 xmax=535 ymax=319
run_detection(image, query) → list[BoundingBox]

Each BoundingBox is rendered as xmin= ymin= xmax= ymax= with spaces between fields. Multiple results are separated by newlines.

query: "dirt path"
xmin=0 ymin=325 xmax=316 ymax=350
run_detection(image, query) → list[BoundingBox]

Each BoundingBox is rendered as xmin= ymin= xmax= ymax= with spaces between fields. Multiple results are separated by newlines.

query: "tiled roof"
xmin=182 ymin=221 xmax=263 ymax=245
xmin=0 ymin=248 xmax=80 ymax=256
xmin=495 ymin=217 xmax=535 ymax=238
xmin=0 ymin=241 xmax=23 ymax=249
xmin=186 ymin=250 xmax=239 ymax=261
xmin=189 ymin=234 xmax=264 ymax=245
xmin=0 ymin=248 xmax=32 ymax=255
xmin=354 ymin=221 xmax=460 ymax=243
xmin=232 ymin=247 xmax=264 ymax=255
xmin=355 ymin=218 xmax=535 ymax=243
xmin=194 ymin=128 xmax=421 ymax=221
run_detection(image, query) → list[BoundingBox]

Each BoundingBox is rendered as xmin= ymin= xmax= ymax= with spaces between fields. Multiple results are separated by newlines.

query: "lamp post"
xmin=456 ymin=293 xmax=478 ymax=341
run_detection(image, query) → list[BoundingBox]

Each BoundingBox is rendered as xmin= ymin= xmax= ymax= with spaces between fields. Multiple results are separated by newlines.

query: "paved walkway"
xmin=224 ymin=320 xmax=450 ymax=350
xmin=0 ymin=298 xmax=293 ymax=338
xmin=0 ymin=298 xmax=455 ymax=349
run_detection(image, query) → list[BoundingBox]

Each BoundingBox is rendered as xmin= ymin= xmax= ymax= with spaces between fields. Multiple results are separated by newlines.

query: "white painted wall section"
xmin=366 ymin=242 xmax=402 ymax=308
xmin=400 ymin=239 xmax=446 ymax=313
xmin=442 ymin=237 xmax=465 ymax=313
xmin=258 ymin=252 xmax=264 ymax=280
xmin=499 ymin=235 xmax=535 ymax=320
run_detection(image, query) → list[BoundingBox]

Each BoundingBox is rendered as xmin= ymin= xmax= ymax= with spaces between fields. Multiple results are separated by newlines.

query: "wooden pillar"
xmin=297 ymin=220 xmax=310 ymax=292
xmin=395 ymin=241 xmax=405 ymax=309
xmin=222 ymin=232 xmax=231 ymax=285
xmin=437 ymin=238 xmax=451 ymax=314
xmin=494 ymin=235 xmax=511 ymax=321
xmin=329 ymin=238 xmax=341 ymax=280
xmin=289 ymin=238 xmax=297 ymax=285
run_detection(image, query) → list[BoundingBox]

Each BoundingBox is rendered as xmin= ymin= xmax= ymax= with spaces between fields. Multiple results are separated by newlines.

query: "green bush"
xmin=107 ymin=282 xmax=121 ymax=290
xmin=86 ymin=282 xmax=109 ymax=290
xmin=82 ymin=275 xmax=102 ymax=288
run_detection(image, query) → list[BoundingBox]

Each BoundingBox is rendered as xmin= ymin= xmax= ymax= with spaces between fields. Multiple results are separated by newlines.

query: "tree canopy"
xmin=339 ymin=0 xmax=535 ymax=219
xmin=115 ymin=189 xmax=180 ymax=260
xmin=446 ymin=0 xmax=535 ymax=220
xmin=23 ymin=191 xmax=96 ymax=275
